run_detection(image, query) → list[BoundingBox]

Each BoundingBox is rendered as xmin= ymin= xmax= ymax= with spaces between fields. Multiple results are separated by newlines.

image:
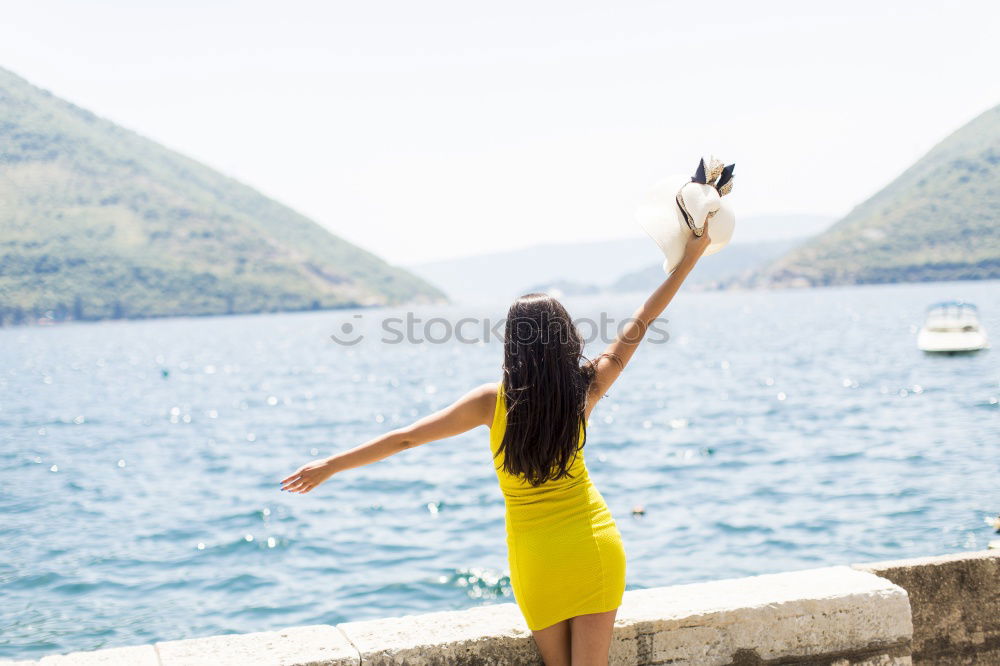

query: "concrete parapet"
xmin=852 ymin=549 xmax=1000 ymax=665
xmin=338 ymin=602 xmax=538 ymax=664
xmin=36 ymin=645 xmax=159 ymax=665
xmin=608 ymin=565 xmax=911 ymax=665
xmin=155 ymin=625 xmax=358 ymax=666
xmin=8 ymin=550 xmax=996 ymax=665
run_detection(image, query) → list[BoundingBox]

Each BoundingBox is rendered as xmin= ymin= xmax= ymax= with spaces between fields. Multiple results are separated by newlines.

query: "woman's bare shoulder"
xmin=469 ymin=381 xmax=500 ymax=427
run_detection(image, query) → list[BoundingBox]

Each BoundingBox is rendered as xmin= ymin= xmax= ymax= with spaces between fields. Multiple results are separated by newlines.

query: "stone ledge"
xmin=852 ymin=549 xmax=1000 ymax=570
xmin=37 ymin=644 xmax=159 ymax=666
xmin=9 ymin=553 xmax=971 ymax=666
xmin=852 ymin=549 xmax=1000 ymax=666
xmin=338 ymin=602 xmax=537 ymax=665
xmin=608 ymin=565 xmax=911 ymax=665
xmin=155 ymin=624 xmax=359 ymax=666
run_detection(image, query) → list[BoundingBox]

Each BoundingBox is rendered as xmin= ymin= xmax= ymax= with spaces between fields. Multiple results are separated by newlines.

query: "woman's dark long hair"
xmin=496 ymin=292 xmax=597 ymax=486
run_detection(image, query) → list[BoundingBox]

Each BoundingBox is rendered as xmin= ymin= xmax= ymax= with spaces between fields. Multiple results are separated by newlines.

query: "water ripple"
xmin=0 ymin=281 xmax=997 ymax=660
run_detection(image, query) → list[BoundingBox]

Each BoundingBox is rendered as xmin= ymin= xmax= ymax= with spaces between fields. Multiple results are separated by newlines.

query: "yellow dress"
xmin=489 ymin=380 xmax=627 ymax=631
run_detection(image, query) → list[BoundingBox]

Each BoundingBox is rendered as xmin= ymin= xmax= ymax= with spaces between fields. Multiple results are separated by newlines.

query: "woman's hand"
xmin=682 ymin=219 xmax=712 ymax=265
xmin=280 ymin=458 xmax=338 ymax=494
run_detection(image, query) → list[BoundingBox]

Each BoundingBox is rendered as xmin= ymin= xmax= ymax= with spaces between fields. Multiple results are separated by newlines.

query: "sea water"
xmin=1 ymin=281 xmax=997 ymax=659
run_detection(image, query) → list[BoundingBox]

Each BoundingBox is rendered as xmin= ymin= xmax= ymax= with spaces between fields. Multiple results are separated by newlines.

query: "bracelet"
xmin=598 ymin=352 xmax=625 ymax=371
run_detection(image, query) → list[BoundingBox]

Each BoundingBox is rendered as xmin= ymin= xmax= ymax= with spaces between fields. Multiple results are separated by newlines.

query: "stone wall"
xmin=852 ymin=550 xmax=1000 ymax=665
xmin=5 ymin=549 xmax=998 ymax=666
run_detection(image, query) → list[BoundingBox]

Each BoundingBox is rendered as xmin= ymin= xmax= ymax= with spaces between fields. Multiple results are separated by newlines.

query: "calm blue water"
xmin=1 ymin=281 xmax=997 ymax=659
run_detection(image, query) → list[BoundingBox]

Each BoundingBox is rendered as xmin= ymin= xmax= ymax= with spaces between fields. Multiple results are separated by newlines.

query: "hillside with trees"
xmin=749 ymin=104 xmax=1000 ymax=287
xmin=0 ymin=67 xmax=444 ymax=325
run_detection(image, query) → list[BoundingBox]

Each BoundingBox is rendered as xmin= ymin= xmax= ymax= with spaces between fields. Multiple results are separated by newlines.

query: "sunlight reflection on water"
xmin=0 ymin=280 xmax=997 ymax=659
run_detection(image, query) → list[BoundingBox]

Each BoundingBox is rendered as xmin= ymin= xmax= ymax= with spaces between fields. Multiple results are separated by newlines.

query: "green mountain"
xmin=750 ymin=104 xmax=1000 ymax=287
xmin=0 ymin=67 xmax=444 ymax=325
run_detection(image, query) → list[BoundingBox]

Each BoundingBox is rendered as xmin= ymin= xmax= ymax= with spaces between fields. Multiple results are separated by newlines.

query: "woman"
xmin=280 ymin=223 xmax=712 ymax=665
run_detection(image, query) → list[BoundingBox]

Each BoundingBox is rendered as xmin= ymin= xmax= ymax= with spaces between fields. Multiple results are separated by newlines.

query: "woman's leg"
xmin=531 ymin=618 xmax=571 ymax=666
xmin=569 ymin=608 xmax=619 ymax=666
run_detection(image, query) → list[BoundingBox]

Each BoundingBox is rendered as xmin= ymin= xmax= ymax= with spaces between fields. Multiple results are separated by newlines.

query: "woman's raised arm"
xmin=280 ymin=382 xmax=497 ymax=494
xmin=586 ymin=223 xmax=712 ymax=416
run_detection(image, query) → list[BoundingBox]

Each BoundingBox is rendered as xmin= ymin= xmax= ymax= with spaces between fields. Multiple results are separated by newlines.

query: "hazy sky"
xmin=1 ymin=1 xmax=998 ymax=263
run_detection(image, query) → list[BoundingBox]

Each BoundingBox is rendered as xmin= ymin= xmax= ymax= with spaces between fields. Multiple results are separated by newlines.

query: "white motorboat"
xmin=917 ymin=301 xmax=990 ymax=353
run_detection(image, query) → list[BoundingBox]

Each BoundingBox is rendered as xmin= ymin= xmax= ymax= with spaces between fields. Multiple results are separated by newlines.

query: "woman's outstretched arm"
xmin=586 ymin=222 xmax=712 ymax=414
xmin=280 ymin=382 xmax=497 ymax=494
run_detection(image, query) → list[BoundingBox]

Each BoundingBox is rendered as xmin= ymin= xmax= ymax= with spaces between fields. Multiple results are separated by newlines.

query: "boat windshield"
xmin=924 ymin=301 xmax=980 ymax=323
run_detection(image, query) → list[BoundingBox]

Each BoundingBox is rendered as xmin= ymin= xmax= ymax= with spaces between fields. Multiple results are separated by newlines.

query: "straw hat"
xmin=636 ymin=156 xmax=736 ymax=274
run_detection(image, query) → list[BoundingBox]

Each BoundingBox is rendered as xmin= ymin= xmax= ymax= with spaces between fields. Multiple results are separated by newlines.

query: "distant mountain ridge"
xmin=408 ymin=214 xmax=833 ymax=304
xmin=408 ymin=237 xmax=661 ymax=304
xmin=749 ymin=103 xmax=1000 ymax=287
xmin=0 ymin=67 xmax=444 ymax=324
xmin=612 ymin=239 xmax=800 ymax=293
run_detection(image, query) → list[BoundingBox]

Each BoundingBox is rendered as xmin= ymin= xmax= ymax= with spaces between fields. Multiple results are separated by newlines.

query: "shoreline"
xmin=3 ymin=277 xmax=997 ymax=331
